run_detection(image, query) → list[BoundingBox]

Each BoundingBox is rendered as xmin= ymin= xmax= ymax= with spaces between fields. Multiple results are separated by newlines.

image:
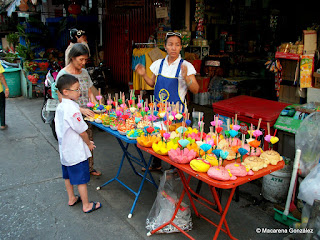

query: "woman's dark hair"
xmin=68 ymin=43 xmax=89 ymax=63
xmin=56 ymin=74 xmax=79 ymax=94
xmin=69 ymin=28 xmax=86 ymax=43
xmin=165 ymin=35 xmax=182 ymax=46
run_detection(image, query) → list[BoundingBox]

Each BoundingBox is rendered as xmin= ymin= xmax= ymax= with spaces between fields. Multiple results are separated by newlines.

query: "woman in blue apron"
xmin=135 ymin=32 xmax=199 ymax=171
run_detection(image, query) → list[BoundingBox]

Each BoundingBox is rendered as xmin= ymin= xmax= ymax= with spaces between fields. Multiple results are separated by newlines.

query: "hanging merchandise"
xmin=68 ymin=1 xmax=81 ymax=15
xmin=219 ymin=32 xmax=228 ymax=53
xmin=265 ymin=59 xmax=283 ymax=97
xmin=132 ymin=45 xmax=167 ymax=91
xmin=194 ymin=1 xmax=205 ymax=38
xmin=19 ymin=0 xmax=29 ymax=12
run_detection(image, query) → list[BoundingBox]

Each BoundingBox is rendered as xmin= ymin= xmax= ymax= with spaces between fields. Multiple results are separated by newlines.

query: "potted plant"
xmin=16 ymin=42 xmax=35 ymax=61
xmin=6 ymin=33 xmax=20 ymax=52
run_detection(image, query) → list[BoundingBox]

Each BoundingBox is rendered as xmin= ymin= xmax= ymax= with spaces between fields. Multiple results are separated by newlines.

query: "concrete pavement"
xmin=0 ymin=97 xmax=298 ymax=240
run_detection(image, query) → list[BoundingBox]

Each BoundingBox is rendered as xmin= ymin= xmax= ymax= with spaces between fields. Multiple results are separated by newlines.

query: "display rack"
xmin=189 ymin=45 xmax=210 ymax=60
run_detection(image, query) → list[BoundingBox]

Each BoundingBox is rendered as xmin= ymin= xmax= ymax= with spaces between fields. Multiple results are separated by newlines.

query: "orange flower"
xmin=200 ymin=148 xmax=212 ymax=157
xmin=187 ymin=142 xmax=199 ymax=157
xmin=137 ymin=135 xmax=160 ymax=148
xmin=159 ymin=129 xmax=166 ymax=137
xmin=231 ymin=145 xmax=240 ymax=153
xmin=249 ymin=139 xmax=261 ymax=148
xmin=157 ymin=102 xmax=165 ymax=109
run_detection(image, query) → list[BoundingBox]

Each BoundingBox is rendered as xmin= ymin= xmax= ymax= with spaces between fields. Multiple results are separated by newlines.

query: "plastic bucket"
xmin=262 ymin=169 xmax=291 ymax=203
xmin=3 ymin=68 xmax=21 ymax=97
xmin=192 ymin=111 xmax=204 ymax=129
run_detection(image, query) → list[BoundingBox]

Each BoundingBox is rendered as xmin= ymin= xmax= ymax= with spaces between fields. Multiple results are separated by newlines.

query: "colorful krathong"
xmin=87 ymin=91 xmax=283 ymax=181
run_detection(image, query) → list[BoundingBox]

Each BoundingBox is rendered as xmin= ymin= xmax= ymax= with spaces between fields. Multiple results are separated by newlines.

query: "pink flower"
xmin=232 ymin=124 xmax=241 ymax=131
xmin=210 ymin=120 xmax=223 ymax=127
xmin=206 ymin=139 xmax=215 ymax=147
xmin=253 ymin=130 xmax=263 ymax=138
xmin=163 ymin=132 xmax=170 ymax=140
xmin=264 ymin=134 xmax=271 ymax=142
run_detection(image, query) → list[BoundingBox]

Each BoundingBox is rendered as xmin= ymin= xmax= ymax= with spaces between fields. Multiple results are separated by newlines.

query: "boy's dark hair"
xmin=56 ymin=74 xmax=79 ymax=94
xmin=68 ymin=43 xmax=89 ymax=63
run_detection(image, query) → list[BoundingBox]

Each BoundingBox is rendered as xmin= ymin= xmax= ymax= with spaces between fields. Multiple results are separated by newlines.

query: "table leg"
xmin=97 ymin=141 xmax=128 ymax=190
xmin=211 ymin=187 xmax=237 ymax=240
xmin=177 ymin=170 xmax=238 ymax=240
xmin=97 ymin=138 xmax=157 ymax=218
xmin=134 ymin=145 xmax=158 ymax=188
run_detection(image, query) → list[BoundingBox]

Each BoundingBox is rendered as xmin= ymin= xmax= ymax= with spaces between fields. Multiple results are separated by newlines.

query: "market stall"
xmin=83 ymin=87 xmax=287 ymax=237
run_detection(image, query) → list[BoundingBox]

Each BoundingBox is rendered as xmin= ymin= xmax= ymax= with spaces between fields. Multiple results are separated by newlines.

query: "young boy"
xmin=55 ymin=74 xmax=101 ymax=213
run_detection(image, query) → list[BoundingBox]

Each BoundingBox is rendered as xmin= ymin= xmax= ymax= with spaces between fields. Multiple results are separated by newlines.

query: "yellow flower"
xmin=270 ymin=136 xmax=279 ymax=145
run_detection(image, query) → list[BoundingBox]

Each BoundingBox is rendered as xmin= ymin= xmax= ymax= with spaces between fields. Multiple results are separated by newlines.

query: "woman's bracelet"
xmin=186 ymin=78 xmax=193 ymax=87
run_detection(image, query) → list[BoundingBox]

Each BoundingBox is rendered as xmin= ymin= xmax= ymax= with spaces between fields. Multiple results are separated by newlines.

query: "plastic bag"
xmin=146 ymin=169 xmax=192 ymax=234
xmin=295 ymin=112 xmax=320 ymax=177
xmin=297 ymin=163 xmax=320 ymax=206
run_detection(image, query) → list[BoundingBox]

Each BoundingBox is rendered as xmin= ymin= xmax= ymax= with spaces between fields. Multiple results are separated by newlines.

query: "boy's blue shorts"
xmin=62 ymin=160 xmax=90 ymax=185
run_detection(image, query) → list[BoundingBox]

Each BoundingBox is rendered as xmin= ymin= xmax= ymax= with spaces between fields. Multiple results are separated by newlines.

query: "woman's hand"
xmin=80 ymin=107 xmax=95 ymax=118
xmin=135 ymin=64 xmax=146 ymax=77
xmin=4 ymin=88 xmax=9 ymax=98
xmin=181 ymin=64 xmax=188 ymax=80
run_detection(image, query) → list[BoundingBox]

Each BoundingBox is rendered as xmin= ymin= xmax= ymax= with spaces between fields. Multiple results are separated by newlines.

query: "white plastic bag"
xmin=146 ymin=169 xmax=192 ymax=234
xmin=295 ymin=112 xmax=320 ymax=177
xmin=298 ymin=163 xmax=320 ymax=206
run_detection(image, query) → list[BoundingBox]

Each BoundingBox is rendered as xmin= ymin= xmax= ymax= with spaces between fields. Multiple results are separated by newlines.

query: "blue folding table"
xmin=91 ymin=122 xmax=158 ymax=218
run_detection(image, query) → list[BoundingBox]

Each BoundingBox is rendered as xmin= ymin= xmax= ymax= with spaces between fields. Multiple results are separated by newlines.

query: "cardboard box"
xmin=303 ymin=30 xmax=317 ymax=54
xmin=196 ymin=76 xmax=210 ymax=93
xmin=279 ymin=85 xmax=300 ymax=104
xmin=313 ymin=72 xmax=320 ymax=88
xmin=307 ymin=87 xmax=320 ymax=103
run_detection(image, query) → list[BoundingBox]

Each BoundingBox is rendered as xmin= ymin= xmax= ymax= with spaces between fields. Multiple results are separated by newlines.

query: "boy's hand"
xmin=81 ymin=108 xmax=95 ymax=118
xmin=88 ymin=141 xmax=96 ymax=151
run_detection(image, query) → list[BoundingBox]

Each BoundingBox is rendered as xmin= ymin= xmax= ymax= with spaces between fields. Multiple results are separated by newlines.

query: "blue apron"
xmin=154 ymin=58 xmax=186 ymax=111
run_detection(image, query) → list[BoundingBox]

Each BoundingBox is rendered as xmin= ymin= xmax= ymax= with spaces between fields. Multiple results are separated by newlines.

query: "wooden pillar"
xmin=185 ymin=0 xmax=190 ymax=31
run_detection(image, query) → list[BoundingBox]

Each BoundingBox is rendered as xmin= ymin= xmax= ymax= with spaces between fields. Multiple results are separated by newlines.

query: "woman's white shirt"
xmin=150 ymin=54 xmax=196 ymax=102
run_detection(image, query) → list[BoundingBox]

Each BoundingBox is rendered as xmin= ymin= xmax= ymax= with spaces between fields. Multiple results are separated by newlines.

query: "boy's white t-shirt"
xmin=55 ymin=98 xmax=91 ymax=166
xmin=56 ymin=69 xmax=93 ymax=108
xmin=149 ymin=55 xmax=196 ymax=103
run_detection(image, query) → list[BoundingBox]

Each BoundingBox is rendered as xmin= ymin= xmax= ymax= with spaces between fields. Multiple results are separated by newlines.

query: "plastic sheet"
xmin=295 ymin=112 xmax=320 ymax=177
xmin=298 ymin=163 xmax=320 ymax=206
xmin=146 ymin=169 xmax=192 ymax=234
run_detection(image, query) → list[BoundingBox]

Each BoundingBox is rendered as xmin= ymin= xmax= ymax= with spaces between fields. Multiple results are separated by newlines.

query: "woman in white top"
xmin=57 ymin=43 xmax=101 ymax=176
xmin=135 ymin=32 xmax=199 ymax=170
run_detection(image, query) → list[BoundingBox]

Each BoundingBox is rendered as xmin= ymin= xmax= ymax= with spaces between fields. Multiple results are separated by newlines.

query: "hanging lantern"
xmin=19 ymin=0 xmax=29 ymax=12
xmin=68 ymin=2 xmax=81 ymax=15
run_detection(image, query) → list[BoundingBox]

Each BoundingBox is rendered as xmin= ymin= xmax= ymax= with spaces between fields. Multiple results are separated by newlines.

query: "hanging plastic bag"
xmin=295 ymin=112 xmax=320 ymax=177
xmin=146 ymin=169 xmax=192 ymax=234
xmin=297 ymin=163 xmax=320 ymax=206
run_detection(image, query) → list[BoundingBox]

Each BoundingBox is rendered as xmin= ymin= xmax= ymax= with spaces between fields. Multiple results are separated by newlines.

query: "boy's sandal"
xmin=69 ymin=195 xmax=82 ymax=206
xmin=90 ymin=169 xmax=101 ymax=176
xmin=84 ymin=201 xmax=102 ymax=213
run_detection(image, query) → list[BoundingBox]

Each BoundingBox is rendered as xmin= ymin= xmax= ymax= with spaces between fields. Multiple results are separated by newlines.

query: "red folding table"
xmin=137 ymin=144 xmax=284 ymax=240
